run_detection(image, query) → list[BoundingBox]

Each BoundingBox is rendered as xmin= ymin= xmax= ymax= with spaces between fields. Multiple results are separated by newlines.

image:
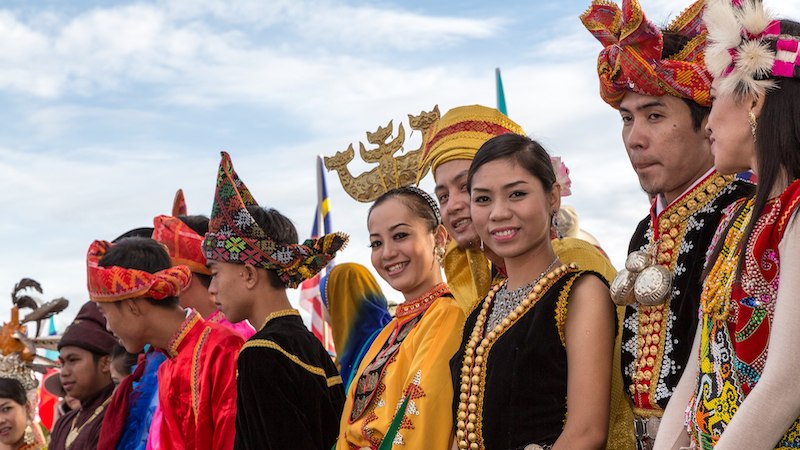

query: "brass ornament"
xmin=625 ymin=250 xmax=650 ymax=272
xmin=634 ymin=265 xmax=674 ymax=306
xmin=324 ymin=106 xmax=441 ymax=202
xmin=748 ymin=110 xmax=758 ymax=141
xmin=610 ymin=268 xmax=636 ymax=306
xmin=611 ymin=248 xmax=673 ymax=307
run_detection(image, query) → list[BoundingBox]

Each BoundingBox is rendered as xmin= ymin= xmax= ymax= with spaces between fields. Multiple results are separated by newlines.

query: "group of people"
xmin=0 ymin=0 xmax=797 ymax=448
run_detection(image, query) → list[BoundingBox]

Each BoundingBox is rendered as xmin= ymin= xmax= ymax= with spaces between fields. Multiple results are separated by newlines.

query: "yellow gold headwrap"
xmin=416 ymin=105 xmax=525 ymax=183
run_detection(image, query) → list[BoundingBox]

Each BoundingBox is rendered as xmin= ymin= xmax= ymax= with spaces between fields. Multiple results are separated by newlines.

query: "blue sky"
xmin=1 ymin=0 xmax=797 ymax=328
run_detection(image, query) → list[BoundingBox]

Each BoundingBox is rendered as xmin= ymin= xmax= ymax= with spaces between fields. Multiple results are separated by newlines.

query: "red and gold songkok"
xmin=580 ymin=0 xmax=712 ymax=108
xmin=202 ymin=151 xmax=348 ymax=288
xmin=416 ymin=105 xmax=525 ymax=182
xmin=153 ymin=215 xmax=211 ymax=276
xmin=87 ymin=240 xmax=191 ymax=302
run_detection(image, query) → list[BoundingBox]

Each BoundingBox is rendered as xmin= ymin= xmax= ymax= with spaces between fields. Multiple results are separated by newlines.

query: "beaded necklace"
xmin=701 ymin=199 xmax=754 ymax=321
xmin=487 ymin=257 xmax=558 ymax=330
xmin=455 ymin=263 xmax=574 ymax=450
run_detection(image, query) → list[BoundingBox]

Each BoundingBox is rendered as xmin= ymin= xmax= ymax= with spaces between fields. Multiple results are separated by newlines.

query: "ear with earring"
xmin=748 ymin=110 xmax=758 ymax=141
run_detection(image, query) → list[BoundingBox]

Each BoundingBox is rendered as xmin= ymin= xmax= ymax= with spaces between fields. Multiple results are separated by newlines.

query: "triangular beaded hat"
xmin=202 ymin=151 xmax=349 ymax=288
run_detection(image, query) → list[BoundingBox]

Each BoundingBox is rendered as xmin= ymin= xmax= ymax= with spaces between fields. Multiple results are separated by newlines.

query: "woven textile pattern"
xmin=202 ymin=151 xmax=348 ymax=288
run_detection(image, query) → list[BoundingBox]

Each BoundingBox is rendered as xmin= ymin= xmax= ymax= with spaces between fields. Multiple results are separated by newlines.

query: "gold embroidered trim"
xmin=241 ymin=339 xmax=334 ymax=383
xmin=166 ymin=310 xmax=201 ymax=358
xmin=259 ymin=309 xmax=300 ymax=331
xmin=555 ymin=274 xmax=580 ymax=347
xmin=191 ymin=327 xmax=212 ymax=422
xmin=630 ymin=172 xmax=734 ymax=411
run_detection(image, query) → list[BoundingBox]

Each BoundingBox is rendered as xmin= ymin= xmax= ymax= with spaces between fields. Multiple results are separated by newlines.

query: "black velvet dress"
xmin=450 ymin=269 xmax=610 ymax=450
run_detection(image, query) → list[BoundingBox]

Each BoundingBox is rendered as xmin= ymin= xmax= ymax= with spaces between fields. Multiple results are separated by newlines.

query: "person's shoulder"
xmin=715 ymin=177 xmax=755 ymax=207
xmin=203 ymin=321 xmax=245 ymax=347
xmin=428 ymin=293 xmax=465 ymax=317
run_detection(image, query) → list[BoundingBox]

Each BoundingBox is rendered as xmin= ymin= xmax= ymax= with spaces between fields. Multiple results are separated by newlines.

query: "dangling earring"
xmin=479 ymin=240 xmax=484 ymax=252
xmin=433 ymin=245 xmax=445 ymax=265
xmin=748 ymin=111 xmax=758 ymax=142
xmin=24 ymin=424 xmax=34 ymax=444
xmin=551 ymin=213 xmax=562 ymax=238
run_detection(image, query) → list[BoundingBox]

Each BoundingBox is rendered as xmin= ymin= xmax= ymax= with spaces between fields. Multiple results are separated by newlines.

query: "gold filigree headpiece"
xmin=324 ymin=106 xmax=441 ymax=203
xmin=0 ymin=279 xmax=69 ymax=390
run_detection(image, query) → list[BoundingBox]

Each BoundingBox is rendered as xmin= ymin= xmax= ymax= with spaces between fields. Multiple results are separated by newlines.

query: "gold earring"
xmin=24 ymin=424 xmax=34 ymax=444
xmin=434 ymin=246 xmax=445 ymax=265
xmin=748 ymin=111 xmax=758 ymax=141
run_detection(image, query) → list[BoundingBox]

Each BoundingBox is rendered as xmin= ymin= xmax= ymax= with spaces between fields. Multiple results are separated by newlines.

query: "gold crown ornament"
xmin=324 ymin=106 xmax=441 ymax=202
xmin=0 ymin=279 xmax=70 ymax=389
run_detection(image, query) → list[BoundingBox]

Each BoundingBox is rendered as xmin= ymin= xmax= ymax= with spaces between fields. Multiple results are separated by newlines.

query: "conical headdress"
xmin=202 ymin=152 xmax=349 ymax=288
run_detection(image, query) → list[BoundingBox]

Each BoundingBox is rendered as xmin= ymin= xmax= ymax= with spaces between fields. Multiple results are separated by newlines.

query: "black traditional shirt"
xmin=620 ymin=172 xmax=753 ymax=415
xmin=234 ymin=309 xmax=345 ymax=450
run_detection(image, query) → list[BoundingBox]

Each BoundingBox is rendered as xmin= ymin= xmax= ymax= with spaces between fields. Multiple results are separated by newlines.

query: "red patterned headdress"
xmin=202 ymin=152 xmax=349 ymax=288
xmin=172 ymin=189 xmax=188 ymax=217
xmin=87 ymin=240 xmax=192 ymax=303
xmin=581 ymin=0 xmax=712 ymax=108
xmin=152 ymin=215 xmax=211 ymax=276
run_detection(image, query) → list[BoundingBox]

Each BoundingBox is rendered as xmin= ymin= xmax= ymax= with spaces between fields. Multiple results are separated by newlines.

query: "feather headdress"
xmin=705 ymin=0 xmax=800 ymax=97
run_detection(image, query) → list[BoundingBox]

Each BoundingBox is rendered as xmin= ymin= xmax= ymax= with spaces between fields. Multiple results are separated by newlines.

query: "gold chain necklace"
xmin=65 ymin=396 xmax=112 ymax=449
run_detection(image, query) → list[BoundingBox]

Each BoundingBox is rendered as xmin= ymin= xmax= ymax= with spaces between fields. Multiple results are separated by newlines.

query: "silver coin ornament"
xmin=633 ymin=265 xmax=673 ymax=306
xmin=610 ymin=268 xmax=637 ymax=306
xmin=625 ymin=250 xmax=650 ymax=273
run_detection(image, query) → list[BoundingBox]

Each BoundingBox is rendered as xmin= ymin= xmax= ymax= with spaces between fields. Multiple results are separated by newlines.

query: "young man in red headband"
xmin=202 ymin=152 xmax=348 ymax=450
xmin=581 ymin=0 xmax=753 ymax=447
xmin=88 ymin=237 xmax=243 ymax=450
xmin=49 ymin=302 xmax=117 ymax=450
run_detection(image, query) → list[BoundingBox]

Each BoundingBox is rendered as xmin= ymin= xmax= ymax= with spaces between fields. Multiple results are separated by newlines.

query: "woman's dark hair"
xmin=99 ymin=237 xmax=180 ymax=307
xmin=246 ymin=205 xmax=299 ymax=289
xmin=661 ymin=30 xmax=711 ymax=131
xmin=368 ymin=186 xmax=441 ymax=233
xmin=739 ymin=20 xmax=800 ymax=274
xmin=111 ymin=343 xmax=138 ymax=378
xmin=0 ymin=378 xmax=27 ymax=406
xmin=467 ymin=133 xmax=556 ymax=194
xmin=178 ymin=215 xmax=211 ymax=287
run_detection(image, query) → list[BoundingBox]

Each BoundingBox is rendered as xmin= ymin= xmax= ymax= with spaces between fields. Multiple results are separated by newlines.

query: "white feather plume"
xmin=704 ymin=0 xmax=742 ymax=76
xmin=704 ymin=0 xmax=779 ymax=97
xmin=738 ymin=0 xmax=773 ymax=37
